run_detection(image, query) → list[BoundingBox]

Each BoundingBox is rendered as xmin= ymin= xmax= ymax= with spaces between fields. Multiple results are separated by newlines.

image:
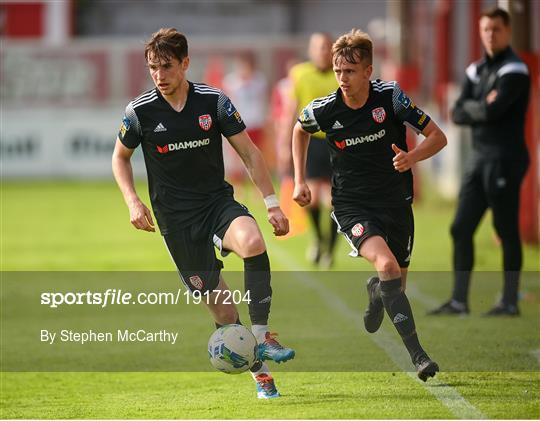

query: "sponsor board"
xmin=2 ymin=108 xmax=145 ymax=178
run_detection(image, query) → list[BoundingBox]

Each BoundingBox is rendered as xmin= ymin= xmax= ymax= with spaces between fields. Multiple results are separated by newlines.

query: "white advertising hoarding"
xmin=1 ymin=108 xmax=146 ymax=178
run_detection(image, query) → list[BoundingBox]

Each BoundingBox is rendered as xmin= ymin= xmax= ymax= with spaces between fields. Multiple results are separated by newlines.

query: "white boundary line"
xmin=530 ymin=349 xmax=540 ymax=363
xmin=406 ymin=283 xmax=442 ymax=308
xmin=271 ymin=246 xmax=486 ymax=419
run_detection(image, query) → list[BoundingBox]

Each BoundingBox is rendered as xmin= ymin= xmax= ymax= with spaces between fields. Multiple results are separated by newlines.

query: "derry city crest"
xmin=371 ymin=107 xmax=386 ymax=123
xmin=198 ymin=114 xmax=212 ymax=131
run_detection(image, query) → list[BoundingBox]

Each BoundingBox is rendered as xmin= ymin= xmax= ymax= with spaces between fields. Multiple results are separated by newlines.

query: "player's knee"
xmin=240 ymin=234 xmax=266 ymax=258
xmin=375 ymin=256 xmax=401 ymax=278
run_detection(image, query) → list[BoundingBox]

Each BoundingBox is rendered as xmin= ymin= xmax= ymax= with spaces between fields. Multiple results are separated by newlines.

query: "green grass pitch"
xmin=1 ymin=180 xmax=539 ymax=419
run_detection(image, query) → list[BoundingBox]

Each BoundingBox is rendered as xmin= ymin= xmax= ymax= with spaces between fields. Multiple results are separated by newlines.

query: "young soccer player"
xmin=112 ymin=28 xmax=294 ymax=398
xmin=292 ymin=29 xmax=447 ymax=381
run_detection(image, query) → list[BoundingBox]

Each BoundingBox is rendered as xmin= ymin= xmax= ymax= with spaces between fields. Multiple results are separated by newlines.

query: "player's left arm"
xmin=227 ymin=131 xmax=289 ymax=236
xmin=217 ymin=91 xmax=288 ymax=235
xmin=459 ymin=72 xmax=529 ymax=122
xmin=291 ymin=122 xmax=312 ymax=207
xmin=391 ymin=83 xmax=447 ymax=172
xmin=392 ymin=120 xmax=447 ymax=172
xmin=292 ymin=100 xmax=323 ymax=207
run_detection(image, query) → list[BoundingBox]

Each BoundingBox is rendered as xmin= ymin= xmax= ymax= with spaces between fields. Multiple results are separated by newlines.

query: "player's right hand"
xmin=293 ymin=182 xmax=311 ymax=207
xmin=268 ymin=207 xmax=289 ymax=236
xmin=128 ymin=199 xmax=155 ymax=232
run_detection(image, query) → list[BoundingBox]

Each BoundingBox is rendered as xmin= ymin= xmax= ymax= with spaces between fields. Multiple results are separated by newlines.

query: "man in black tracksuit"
xmin=429 ymin=8 xmax=530 ymax=316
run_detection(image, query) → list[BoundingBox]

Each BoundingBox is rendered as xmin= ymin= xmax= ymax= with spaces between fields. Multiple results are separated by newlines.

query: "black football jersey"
xmin=118 ymin=82 xmax=246 ymax=234
xmin=299 ymin=79 xmax=431 ymax=210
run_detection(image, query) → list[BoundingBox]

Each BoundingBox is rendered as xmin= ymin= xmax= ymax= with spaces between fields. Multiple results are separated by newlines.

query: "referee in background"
xmin=429 ymin=7 xmax=530 ymax=316
xmin=279 ymin=33 xmax=339 ymax=268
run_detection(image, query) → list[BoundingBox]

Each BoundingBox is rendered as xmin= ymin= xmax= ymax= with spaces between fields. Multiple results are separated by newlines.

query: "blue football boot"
xmin=255 ymin=373 xmax=280 ymax=399
xmin=257 ymin=332 xmax=295 ymax=363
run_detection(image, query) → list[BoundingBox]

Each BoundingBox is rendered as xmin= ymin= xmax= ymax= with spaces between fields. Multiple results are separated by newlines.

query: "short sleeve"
xmin=297 ymin=101 xmax=321 ymax=134
xmin=118 ymin=102 xmax=143 ymax=149
xmin=217 ymin=92 xmax=247 ymax=137
xmin=391 ymin=83 xmax=431 ymax=134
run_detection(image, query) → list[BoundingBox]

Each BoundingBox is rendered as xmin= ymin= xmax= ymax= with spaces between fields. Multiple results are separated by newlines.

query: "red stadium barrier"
xmin=520 ymin=53 xmax=540 ymax=244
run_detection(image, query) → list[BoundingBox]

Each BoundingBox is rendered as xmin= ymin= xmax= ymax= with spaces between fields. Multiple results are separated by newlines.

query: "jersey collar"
xmin=336 ymin=84 xmax=372 ymax=111
xmin=155 ymin=81 xmax=193 ymax=113
xmin=485 ymin=46 xmax=512 ymax=65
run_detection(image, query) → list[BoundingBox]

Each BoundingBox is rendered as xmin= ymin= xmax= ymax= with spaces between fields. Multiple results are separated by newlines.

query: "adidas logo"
xmin=393 ymin=313 xmax=408 ymax=323
xmin=332 ymin=120 xmax=344 ymax=129
xmin=154 ymin=123 xmax=167 ymax=132
xmin=258 ymin=296 xmax=272 ymax=304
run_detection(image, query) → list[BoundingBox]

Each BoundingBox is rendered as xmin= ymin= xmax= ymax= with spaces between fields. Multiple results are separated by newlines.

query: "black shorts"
xmin=163 ymin=198 xmax=252 ymax=294
xmin=331 ymin=205 xmax=414 ymax=268
xmin=306 ymin=136 xmax=332 ymax=179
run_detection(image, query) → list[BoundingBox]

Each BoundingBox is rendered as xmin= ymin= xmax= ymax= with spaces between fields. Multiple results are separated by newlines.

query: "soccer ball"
xmin=208 ymin=324 xmax=258 ymax=374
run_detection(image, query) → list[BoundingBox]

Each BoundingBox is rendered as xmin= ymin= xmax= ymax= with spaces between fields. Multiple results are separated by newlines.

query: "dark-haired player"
xmin=292 ymin=29 xmax=447 ymax=381
xmin=112 ymin=28 xmax=294 ymax=399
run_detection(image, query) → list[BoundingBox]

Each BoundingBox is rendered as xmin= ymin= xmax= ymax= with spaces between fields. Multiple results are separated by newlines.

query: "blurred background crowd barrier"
xmin=1 ymin=0 xmax=538 ymax=241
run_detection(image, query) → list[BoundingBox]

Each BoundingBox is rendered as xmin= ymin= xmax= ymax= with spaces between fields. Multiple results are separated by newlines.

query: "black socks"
xmin=212 ymin=251 xmax=272 ymax=328
xmin=244 ymin=251 xmax=272 ymax=325
xmin=380 ymin=278 xmax=425 ymax=363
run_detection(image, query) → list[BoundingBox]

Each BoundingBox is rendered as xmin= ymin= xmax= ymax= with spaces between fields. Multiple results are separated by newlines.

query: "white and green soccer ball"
xmin=208 ymin=324 xmax=258 ymax=374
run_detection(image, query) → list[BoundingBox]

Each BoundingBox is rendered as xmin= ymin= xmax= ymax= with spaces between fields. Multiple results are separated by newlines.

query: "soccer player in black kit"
xmin=112 ymin=28 xmax=294 ymax=399
xmin=292 ymin=29 xmax=447 ymax=381
xmin=429 ymin=8 xmax=530 ymax=317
